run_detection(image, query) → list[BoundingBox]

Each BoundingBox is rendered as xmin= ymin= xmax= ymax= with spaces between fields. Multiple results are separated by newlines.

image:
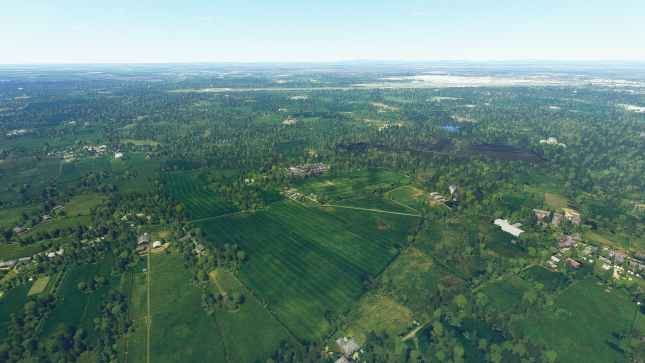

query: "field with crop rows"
xmin=196 ymin=200 xmax=418 ymax=341
xmin=164 ymin=171 xmax=237 ymax=220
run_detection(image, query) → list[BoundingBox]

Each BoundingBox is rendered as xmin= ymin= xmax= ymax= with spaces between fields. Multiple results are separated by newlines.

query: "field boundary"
xmin=319 ymin=204 xmax=422 ymax=217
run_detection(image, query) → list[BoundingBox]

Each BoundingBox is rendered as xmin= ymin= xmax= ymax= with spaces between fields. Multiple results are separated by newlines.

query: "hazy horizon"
xmin=2 ymin=0 xmax=644 ymax=64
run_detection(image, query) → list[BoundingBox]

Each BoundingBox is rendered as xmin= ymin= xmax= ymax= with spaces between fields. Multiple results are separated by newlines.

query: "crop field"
xmin=516 ymin=278 xmax=645 ymax=363
xmin=196 ymin=201 xmax=417 ymax=341
xmin=41 ymin=255 xmax=118 ymax=343
xmin=146 ymin=255 xmax=227 ymax=363
xmin=0 ymin=242 xmax=47 ymax=260
xmin=211 ymin=269 xmax=296 ymax=363
xmin=296 ymin=169 xmax=410 ymax=201
xmin=164 ymin=170 xmax=237 ymax=220
xmin=0 ymin=284 xmax=30 ymax=341
xmin=340 ymin=292 xmax=413 ymax=344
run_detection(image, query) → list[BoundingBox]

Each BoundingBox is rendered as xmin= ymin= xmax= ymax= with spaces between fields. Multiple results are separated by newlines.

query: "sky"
xmin=1 ymin=0 xmax=644 ymax=64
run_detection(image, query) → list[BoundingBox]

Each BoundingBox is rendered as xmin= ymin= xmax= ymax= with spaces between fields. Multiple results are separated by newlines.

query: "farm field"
xmin=0 ymin=242 xmax=47 ymax=260
xmin=40 ymin=255 xmax=119 ymax=343
xmin=63 ymin=192 xmax=107 ymax=216
xmin=196 ymin=200 xmax=417 ymax=341
xmin=164 ymin=170 xmax=237 ymax=220
xmin=295 ymin=169 xmax=410 ymax=202
xmin=516 ymin=278 xmax=645 ymax=363
xmin=27 ymin=276 xmax=50 ymax=296
xmin=146 ymin=254 xmax=227 ymax=363
xmin=211 ymin=269 xmax=296 ymax=363
xmin=0 ymin=284 xmax=30 ymax=341
xmin=479 ymin=275 xmax=532 ymax=313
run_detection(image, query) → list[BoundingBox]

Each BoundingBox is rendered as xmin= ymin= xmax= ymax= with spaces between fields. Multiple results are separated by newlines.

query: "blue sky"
xmin=1 ymin=0 xmax=644 ymax=63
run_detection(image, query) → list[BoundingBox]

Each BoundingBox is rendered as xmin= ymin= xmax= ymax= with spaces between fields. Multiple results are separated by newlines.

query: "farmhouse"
xmin=539 ymin=137 xmax=566 ymax=147
xmin=562 ymin=208 xmax=581 ymax=225
xmin=114 ymin=151 xmax=124 ymax=159
xmin=551 ymin=212 xmax=563 ymax=226
xmin=138 ymin=233 xmax=150 ymax=245
xmin=282 ymin=117 xmax=297 ymax=125
xmin=494 ymin=219 xmax=525 ymax=237
xmin=533 ymin=209 xmax=551 ymax=222
xmin=0 ymin=260 xmax=17 ymax=271
xmin=336 ymin=337 xmax=360 ymax=357
xmin=12 ymin=226 xmax=25 ymax=234
xmin=287 ymin=163 xmax=329 ymax=177
xmin=152 ymin=240 xmax=164 ymax=249
xmin=566 ymin=258 xmax=582 ymax=269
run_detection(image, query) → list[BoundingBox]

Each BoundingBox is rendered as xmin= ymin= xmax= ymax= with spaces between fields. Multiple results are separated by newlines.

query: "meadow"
xmin=164 ymin=170 xmax=237 ymax=220
xmin=41 ymin=255 xmax=119 ymax=343
xmin=196 ymin=200 xmax=417 ymax=341
xmin=295 ymin=169 xmax=410 ymax=202
xmin=386 ymin=185 xmax=430 ymax=212
xmin=516 ymin=278 xmax=645 ymax=363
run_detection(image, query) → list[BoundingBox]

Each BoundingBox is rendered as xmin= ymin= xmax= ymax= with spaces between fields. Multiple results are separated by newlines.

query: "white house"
xmin=494 ymin=219 xmax=525 ymax=237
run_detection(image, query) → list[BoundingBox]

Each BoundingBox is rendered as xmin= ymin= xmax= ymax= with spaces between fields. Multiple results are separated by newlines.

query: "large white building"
xmin=494 ymin=219 xmax=525 ymax=237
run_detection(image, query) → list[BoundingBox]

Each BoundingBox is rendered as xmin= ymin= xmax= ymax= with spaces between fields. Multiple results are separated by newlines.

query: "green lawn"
xmin=197 ymin=200 xmax=417 ymax=341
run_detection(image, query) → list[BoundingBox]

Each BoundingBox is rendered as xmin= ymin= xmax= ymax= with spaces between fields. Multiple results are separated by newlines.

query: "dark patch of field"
xmin=521 ymin=266 xmax=570 ymax=292
xmin=479 ymin=276 xmax=531 ymax=313
xmin=164 ymin=170 xmax=237 ymax=220
xmin=196 ymin=201 xmax=416 ymax=341
xmin=0 ymin=284 xmax=30 ymax=341
xmin=470 ymin=143 xmax=542 ymax=161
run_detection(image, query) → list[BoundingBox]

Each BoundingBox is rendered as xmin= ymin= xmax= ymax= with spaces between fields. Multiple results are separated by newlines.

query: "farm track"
xmin=319 ymin=204 xmax=422 ymax=217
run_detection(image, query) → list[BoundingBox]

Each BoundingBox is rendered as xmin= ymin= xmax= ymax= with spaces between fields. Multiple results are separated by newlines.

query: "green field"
xmin=296 ymin=169 xmax=410 ymax=202
xmin=479 ymin=275 xmax=531 ymax=313
xmin=146 ymin=255 xmax=227 ymax=363
xmin=211 ymin=269 xmax=296 ymax=363
xmin=164 ymin=170 xmax=237 ymax=220
xmin=63 ymin=192 xmax=107 ymax=216
xmin=41 ymin=255 xmax=118 ymax=343
xmin=386 ymin=185 xmax=430 ymax=212
xmin=516 ymin=278 xmax=645 ymax=363
xmin=0 ymin=284 xmax=30 ymax=341
xmin=196 ymin=201 xmax=417 ymax=341
xmin=0 ymin=242 xmax=47 ymax=260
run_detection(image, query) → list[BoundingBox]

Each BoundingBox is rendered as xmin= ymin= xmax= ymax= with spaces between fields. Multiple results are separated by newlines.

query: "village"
xmin=493 ymin=206 xmax=645 ymax=281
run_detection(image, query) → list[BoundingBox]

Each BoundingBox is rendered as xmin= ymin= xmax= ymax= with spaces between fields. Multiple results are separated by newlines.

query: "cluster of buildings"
xmin=286 ymin=163 xmax=329 ymax=177
xmin=283 ymin=188 xmax=319 ymax=204
xmin=282 ymin=117 xmax=297 ymax=125
xmin=545 ymin=233 xmax=645 ymax=280
xmin=334 ymin=337 xmax=361 ymax=363
xmin=83 ymin=144 xmax=108 ymax=156
xmin=0 ymin=248 xmax=64 ymax=272
xmin=533 ymin=208 xmax=581 ymax=226
xmin=135 ymin=233 xmax=166 ymax=254
xmin=539 ymin=137 xmax=566 ymax=147
xmin=5 ymin=128 xmax=32 ymax=137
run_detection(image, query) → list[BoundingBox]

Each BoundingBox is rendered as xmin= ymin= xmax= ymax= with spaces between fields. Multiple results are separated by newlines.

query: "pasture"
xmin=196 ymin=200 xmax=417 ymax=341
xmin=146 ymin=255 xmax=227 ymax=363
xmin=41 ymin=255 xmax=118 ymax=343
xmin=164 ymin=170 xmax=237 ymax=220
xmin=0 ymin=284 xmax=30 ymax=341
xmin=211 ymin=269 xmax=296 ymax=363
xmin=516 ymin=278 xmax=645 ymax=363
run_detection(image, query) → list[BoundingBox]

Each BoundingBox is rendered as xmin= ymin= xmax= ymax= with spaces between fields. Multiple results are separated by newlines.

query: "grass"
xmin=164 ymin=170 xmax=238 ymax=220
xmin=0 ymin=205 xmax=38 ymax=229
xmin=23 ymin=215 xmax=92 ymax=237
xmin=386 ymin=185 xmax=430 ymax=212
xmin=196 ymin=200 xmax=416 ymax=341
xmin=122 ymin=139 xmax=159 ymax=146
xmin=0 ymin=242 xmax=47 ymax=260
xmin=41 ymin=255 xmax=118 ymax=343
xmin=63 ymin=192 xmax=106 ymax=216
xmin=544 ymin=192 xmax=569 ymax=210
xmin=516 ymin=278 xmax=645 ymax=363
xmin=146 ymin=254 xmax=227 ymax=363
xmin=27 ymin=276 xmax=50 ymax=296
xmin=212 ymin=269 xmax=296 ymax=363
xmin=0 ymin=284 xmax=30 ymax=341
xmin=340 ymin=292 xmax=414 ymax=344
xmin=296 ymin=169 xmax=410 ymax=202
xmin=381 ymin=247 xmax=463 ymax=318
xmin=521 ymin=266 xmax=569 ymax=292
xmin=479 ymin=275 xmax=531 ymax=313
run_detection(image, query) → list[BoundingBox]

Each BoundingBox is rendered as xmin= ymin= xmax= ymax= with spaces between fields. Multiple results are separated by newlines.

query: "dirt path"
xmin=402 ymin=320 xmax=430 ymax=341
xmin=319 ymin=204 xmax=422 ymax=217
